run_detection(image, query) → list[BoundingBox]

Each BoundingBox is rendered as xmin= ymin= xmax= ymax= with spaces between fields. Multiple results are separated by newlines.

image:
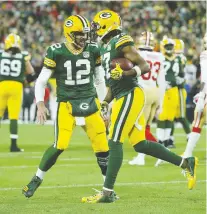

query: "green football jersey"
xmin=163 ymin=55 xmax=184 ymax=88
xmin=100 ymin=32 xmax=138 ymax=99
xmin=44 ymin=42 xmax=101 ymax=102
xmin=0 ymin=50 xmax=29 ymax=83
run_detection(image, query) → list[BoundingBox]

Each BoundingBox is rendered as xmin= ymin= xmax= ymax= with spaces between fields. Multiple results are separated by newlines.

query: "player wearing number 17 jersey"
xmin=83 ymin=10 xmax=198 ymax=203
xmin=129 ymin=31 xmax=166 ymax=166
xmin=22 ymin=15 xmax=109 ymax=198
xmin=0 ymin=33 xmax=35 ymax=152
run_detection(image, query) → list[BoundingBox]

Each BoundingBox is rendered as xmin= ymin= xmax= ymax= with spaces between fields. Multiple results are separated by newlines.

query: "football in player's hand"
xmin=110 ymin=58 xmax=134 ymax=70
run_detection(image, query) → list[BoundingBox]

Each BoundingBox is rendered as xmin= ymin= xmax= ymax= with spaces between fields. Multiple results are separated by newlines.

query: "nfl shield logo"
xmin=83 ymin=51 xmax=89 ymax=58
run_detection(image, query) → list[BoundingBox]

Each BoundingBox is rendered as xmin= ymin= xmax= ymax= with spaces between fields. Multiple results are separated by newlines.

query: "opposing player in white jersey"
xmin=129 ymin=32 xmax=166 ymax=165
xmin=183 ymin=34 xmax=207 ymax=157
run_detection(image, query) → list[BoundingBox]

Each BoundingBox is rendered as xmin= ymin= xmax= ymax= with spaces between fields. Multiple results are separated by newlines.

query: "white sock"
xmin=36 ymin=168 xmax=45 ymax=180
xmin=183 ymin=132 xmax=201 ymax=157
xmin=103 ymin=175 xmax=106 ymax=182
xmin=137 ymin=153 xmax=145 ymax=160
xmin=187 ymin=133 xmax=191 ymax=139
xmin=156 ymin=128 xmax=165 ymax=141
xmin=164 ymin=128 xmax=171 ymax=141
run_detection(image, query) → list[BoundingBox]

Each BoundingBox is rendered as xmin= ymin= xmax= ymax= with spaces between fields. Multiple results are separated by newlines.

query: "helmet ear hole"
xmin=102 ymin=25 xmax=106 ymax=29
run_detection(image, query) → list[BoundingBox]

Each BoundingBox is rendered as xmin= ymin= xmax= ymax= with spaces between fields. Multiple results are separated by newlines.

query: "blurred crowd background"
xmin=0 ymin=0 xmax=206 ymax=122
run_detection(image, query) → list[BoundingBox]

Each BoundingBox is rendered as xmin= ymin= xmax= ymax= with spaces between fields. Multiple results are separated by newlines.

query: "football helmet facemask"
xmin=63 ymin=15 xmax=90 ymax=49
xmin=4 ymin=33 xmax=22 ymax=51
xmin=138 ymin=31 xmax=155 ymax=50
xmin=91 ymin=10 xmax=122 ymax=42
xmin=161 ymin=38 xmax=175 ymax=55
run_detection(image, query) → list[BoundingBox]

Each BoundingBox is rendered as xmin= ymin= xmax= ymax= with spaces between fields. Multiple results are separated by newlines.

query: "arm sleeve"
xmin=200 ymin=50 xmax=207 ymax=93
xmin=157 ymin=58 xmax=166 ymax=106
xmin=35 ymin=67 xmax=53 ymax=103
xmin=94 ymin=65 xmax=107 ymax=101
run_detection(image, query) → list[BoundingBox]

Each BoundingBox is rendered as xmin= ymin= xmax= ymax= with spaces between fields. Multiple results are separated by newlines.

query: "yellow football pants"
xmin=109 ymin=87 xmax=146 ymax=146
xmin=158 ymin=87 xmax=179 ymax=121
xmin=54 ymin=101 xmax=109 ymax=153
xmin=0 ymin=81 xmax=23 ymax=119
xmin=175 ymin=88 xmax=187 ymax=118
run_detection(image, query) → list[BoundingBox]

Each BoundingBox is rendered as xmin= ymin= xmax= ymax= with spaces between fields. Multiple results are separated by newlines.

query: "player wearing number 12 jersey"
xmin=0 ymin=33 xmax=35 ymax=152
xmin=22 ymin=15 xmax=109 ymax=198
xmin=129 ymin=31 xmax=166 ymax=166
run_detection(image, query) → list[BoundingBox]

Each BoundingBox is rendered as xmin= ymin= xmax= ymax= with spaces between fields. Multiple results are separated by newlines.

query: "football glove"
xmin=175 ymin=76 xmax=185 ymax=85
xmin=100 ymin=101 xmax=109 ymax=120
xmin=110 ymin=63 xmax=123 ymax=80
xmin=194 ymin=92 xmax=206 ymax=113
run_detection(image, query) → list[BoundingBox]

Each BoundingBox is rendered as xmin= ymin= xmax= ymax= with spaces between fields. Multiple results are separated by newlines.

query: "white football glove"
xmin=175 ymin=76 xmax=185 ymax=85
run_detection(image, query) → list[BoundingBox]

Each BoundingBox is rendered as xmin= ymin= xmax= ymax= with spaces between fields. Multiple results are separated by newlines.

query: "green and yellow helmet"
xmin=173 ymin=39 xmax=185 ymax=55
xmin=161 ymin=37 xmax=175 ymax=55
xmin=63 ymin=15 xmax=90 ymax=47
xmin=92 ymin=10 xmax=122 ymax=40
xmin=4 ymin=33 xmax=22 ymax=50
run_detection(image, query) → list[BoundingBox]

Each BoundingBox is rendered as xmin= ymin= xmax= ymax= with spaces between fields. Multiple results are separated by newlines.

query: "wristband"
xmin=133 ymin=66 xmax=142 ymax=77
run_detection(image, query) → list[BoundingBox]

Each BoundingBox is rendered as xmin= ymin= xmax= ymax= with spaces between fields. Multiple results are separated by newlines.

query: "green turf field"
xmin=0 ymin=124 xmax=206 ymax=214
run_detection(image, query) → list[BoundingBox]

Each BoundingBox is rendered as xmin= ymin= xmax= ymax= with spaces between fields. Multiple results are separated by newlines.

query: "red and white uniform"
xmin=192 ymin=50 xmax=207 ymax=131
xmin=183 ymin=50 xmax=207 ymax=157
xmin=137 ymin=50 xmax=165 ymax=142
xmin=138 ymin=51 xmax=165 ymax=124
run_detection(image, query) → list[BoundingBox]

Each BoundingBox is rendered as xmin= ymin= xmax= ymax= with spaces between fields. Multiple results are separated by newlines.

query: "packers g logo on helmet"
xmin=92 ymin=10 xmax=122 ymax=40
xmin=99 ymin=12 xmax=112 ymax=19
xmin=65 ymin=20 xmax=73 ymax=27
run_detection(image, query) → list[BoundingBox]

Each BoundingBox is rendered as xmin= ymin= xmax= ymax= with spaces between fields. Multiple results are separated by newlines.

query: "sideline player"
xmin=169 ymin=39 xmax=191 ymax=148
xmin=0 ymin=33 xmax=35 ymax=152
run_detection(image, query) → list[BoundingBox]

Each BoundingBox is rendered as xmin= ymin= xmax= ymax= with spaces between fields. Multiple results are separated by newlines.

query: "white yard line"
xmin=0 ymin=180 xmax=206 ymax=191
xmin=0 ymin=160 xmax=206 ymax=169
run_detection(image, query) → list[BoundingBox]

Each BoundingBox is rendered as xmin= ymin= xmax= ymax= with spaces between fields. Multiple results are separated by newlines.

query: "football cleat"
xmin=97 ymin=191 xmax=117 ymax=203
xmin=81 ymin=188 xmax=119 ymax=203
xmin=10 ymin=146 xmax=24 ymax=152
xmin=128 ymin=156 xmax=145 ymax=166
xmin=183 ymin=157 xmax=198 ymax=190
xmin=22 ymin=176 xmax=42 ymax=198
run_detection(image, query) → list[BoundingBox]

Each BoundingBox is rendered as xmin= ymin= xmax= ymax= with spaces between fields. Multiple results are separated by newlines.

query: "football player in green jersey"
xmin=83 ymin=10 xmax=198 ymax=203
xmin=22 ymin=15 xmax=110 ymax=199
xmin=168 ymin=39 xmax=191 ymax=148
xmin=0 ymin=33 xmax=35 ymax=152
